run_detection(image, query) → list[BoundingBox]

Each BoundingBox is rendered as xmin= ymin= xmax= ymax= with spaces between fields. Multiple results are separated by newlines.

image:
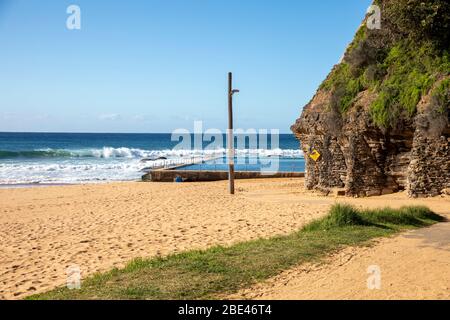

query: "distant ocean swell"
xmin=0 ymin=147 xmax=304 ymax=160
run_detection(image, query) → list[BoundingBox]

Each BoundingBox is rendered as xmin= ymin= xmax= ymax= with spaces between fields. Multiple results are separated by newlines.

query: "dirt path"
xmin=229 ymin=221 xmax=450 ymax=300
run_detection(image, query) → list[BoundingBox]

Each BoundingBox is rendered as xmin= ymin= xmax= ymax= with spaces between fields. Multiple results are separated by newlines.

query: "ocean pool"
xmin=179 ymin=156 xmax=305 ymax=172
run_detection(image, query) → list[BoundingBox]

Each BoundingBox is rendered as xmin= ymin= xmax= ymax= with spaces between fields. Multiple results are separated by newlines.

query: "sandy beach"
xmin=1 ymin=178 xmax=449 ymax=300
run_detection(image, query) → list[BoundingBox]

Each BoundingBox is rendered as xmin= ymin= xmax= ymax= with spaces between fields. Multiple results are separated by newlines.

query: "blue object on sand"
xmin=174 ymin=176 xmax=183 ymax=183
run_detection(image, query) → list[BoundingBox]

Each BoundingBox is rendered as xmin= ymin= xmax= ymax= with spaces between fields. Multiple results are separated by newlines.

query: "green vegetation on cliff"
xmin=320 ymin=0 xmax=450 ymax=128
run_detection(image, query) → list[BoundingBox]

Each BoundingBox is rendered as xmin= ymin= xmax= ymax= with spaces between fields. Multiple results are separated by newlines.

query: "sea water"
xmin=0 ymin=132 xmax=304 ymax=185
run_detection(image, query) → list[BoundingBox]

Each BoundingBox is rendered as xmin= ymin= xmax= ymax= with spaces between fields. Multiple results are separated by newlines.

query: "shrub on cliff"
xmin=382 ymin=0 xmax=450 ymax=49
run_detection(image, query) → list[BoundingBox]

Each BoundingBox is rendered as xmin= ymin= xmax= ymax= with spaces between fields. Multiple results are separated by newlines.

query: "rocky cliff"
xmin=292 ymin=0 xmax=450 ymax=197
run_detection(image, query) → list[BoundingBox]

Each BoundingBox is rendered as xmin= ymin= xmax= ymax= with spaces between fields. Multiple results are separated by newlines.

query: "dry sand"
xmin=0 ymin=178 xmax=449 ymax=300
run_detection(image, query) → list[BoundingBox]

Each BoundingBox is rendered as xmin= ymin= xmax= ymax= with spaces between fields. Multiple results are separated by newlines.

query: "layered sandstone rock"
xmin=292 ymin=0 xmax=449 ymax=197
xmin=292 ymin=82 xmax=449 ymax=198
xmin=291 ymin=42 xmax=450 ymax=197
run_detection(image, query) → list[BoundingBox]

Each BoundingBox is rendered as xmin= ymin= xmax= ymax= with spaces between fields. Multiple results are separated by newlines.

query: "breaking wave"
xmin=0 ymin=147 xmax=304 ymax=160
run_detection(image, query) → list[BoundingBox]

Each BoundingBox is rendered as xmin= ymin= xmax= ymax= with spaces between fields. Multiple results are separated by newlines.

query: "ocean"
xmin=0 ymin=132 xmax=304 ymax=185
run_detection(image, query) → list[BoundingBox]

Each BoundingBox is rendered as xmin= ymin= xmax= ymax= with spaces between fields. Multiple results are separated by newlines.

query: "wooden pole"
xmin=228 ymin=72 xmax=235 ymax=195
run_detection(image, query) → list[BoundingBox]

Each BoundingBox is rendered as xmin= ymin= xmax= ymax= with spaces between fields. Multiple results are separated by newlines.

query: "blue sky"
xmin=0 ymin=0 xmax=371 ymax=133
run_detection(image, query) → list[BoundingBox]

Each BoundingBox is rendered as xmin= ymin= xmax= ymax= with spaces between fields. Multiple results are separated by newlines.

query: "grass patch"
xmin=29 ymin=205 xmax=443 ymax=300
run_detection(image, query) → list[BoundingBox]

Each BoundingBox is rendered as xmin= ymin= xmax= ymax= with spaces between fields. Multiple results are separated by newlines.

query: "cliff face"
xmin=292 ymin=0 xmax=450 ymax=197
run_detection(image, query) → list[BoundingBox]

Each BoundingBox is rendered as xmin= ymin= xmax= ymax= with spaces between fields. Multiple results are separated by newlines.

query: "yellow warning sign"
xmin=309 ymin=149 xmax=321 ymax=162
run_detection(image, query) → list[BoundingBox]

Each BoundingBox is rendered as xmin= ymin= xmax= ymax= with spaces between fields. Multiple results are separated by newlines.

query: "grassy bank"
xmin=30 ymin=204 xmax=443 ymax=300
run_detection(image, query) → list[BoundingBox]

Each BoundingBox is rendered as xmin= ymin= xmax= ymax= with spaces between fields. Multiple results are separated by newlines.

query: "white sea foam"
xmin=29 ymin=147 xmax=304 ymax=159
xmin=0 ymin=160 xmax=145 ymax=184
